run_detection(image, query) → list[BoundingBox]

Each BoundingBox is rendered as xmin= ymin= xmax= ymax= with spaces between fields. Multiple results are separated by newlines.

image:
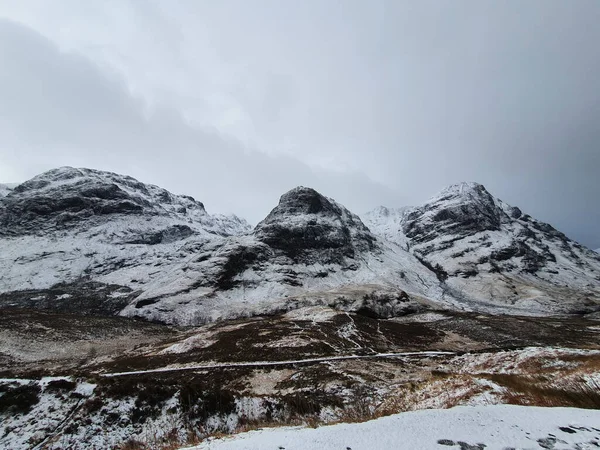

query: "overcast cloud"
xmin=0 ymin=1 xmax=598 ymax=248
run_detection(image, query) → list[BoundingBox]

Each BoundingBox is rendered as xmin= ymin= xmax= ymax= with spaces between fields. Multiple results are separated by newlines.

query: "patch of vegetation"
xmin=276 ymin=364 xmax=348 ymax=391
xmin=82 ymin=397 xmax=104 ymax=414
xmin=131 ymin=381 xmax=177 ymax=424
xmin=116 ymin=439 xmax=148 ymax=450
xmin=0 ymin=383 xmax=41 ymax=415
xmin=45 ymin=378 xmax=77 ymax=393
xmin=281 ymin=389 xmax=344 ymax=418
xmin=179 ymin=381 xmax=236 ymax=421
xmin=96 ymin=376 xmax=179 ymax=424
xmin=431 ymin=369 xmax=451 ymax=379
xmin=489 ymin=374 xmax=600 ymax=409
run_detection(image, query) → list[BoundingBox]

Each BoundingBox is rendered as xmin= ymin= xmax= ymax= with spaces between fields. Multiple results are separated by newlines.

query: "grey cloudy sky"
xmin=0 ymin=1 xmax=598 ymax=248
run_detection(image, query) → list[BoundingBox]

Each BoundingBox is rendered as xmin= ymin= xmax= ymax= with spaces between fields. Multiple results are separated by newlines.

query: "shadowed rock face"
xmin=1 ymin=184 xmax=144 ymax=231
xmin=254 ymin=187 xmax=377 ymax=263
xmin=0 ymin=281 xmax=135 ymax=315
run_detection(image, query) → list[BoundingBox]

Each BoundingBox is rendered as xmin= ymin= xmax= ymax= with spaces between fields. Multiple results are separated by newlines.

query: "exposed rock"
xmin=0 ymin=281 xmax=135 ymax=315
xmin=124 ymin=225 xmax=194 ymax=245
xmin=254 ymin=187 xmax=377 ymax=264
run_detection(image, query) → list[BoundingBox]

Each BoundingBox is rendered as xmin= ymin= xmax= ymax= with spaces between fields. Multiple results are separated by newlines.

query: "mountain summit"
xmin=254 ymin=187 xmax=377 ymax=263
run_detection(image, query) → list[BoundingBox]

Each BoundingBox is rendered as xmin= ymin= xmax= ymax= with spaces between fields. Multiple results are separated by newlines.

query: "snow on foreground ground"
xmin=184 ymin=405 xmax=600 ymax=450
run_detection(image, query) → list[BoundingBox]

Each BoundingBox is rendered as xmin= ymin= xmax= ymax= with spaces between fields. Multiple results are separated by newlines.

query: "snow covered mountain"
xmin=0 ymin=167 xmax=249 ymax=238
xmin=0 ymin=169 xmax=598 ymax=324
xmin=364 ymin=182 xmax=600 ymax=315
xmin=0 ymin=167 xmax=251 ymax=318
xmin=119 ymin=186 xmax=442 ymax=324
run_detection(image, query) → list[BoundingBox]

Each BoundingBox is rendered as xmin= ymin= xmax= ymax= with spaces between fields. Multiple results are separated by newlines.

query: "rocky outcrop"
xmin=123 ymin=225 xmax=194 ymax=245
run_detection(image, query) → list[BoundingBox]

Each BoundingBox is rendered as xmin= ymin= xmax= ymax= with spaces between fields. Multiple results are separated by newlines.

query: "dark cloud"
xmin=0 ymin=1 xmax=598 ymax=248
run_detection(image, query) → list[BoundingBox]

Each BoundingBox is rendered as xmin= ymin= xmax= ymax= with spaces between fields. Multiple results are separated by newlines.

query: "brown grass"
xmin=487 ymin=374 xmax=600 ymax=409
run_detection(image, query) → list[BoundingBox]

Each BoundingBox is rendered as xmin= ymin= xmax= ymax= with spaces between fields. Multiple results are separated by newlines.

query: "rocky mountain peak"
xmin=362 ymin=183 xmax=600 ymax=316
xmin=402 ymin=182 xmax=508 ymax=244
xmin=13 ymin=166 xmax=206 ymax=210
xmin=253 ymin=186 xmax=377 ymax=263
xmin=426 ymin=182 xmax=502 ymax=214
xmin=0 ymin=167 xmax=251 ymax=238
xmin=370 ymin=206 xmax=391 ymax=217
xmin=13 ymin=167 xmax=98 ymax=193
xmin=435 ymin=181 xmax=488 ymax=197
xmin=265 ymin=186 xmax=341 ymax=217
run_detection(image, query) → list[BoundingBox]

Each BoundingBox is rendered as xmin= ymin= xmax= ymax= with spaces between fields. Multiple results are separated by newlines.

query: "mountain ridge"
xmin=1 ymin=168 xmax=598 ymax=325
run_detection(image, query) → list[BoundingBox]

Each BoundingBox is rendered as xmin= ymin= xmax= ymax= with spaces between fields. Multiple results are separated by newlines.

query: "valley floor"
xmin=1 ymin=307 xmax=600 ymax=449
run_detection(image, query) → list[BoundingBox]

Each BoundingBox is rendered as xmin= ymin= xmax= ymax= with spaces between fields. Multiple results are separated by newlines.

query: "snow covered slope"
xmin=364 ymin=182 xmax=600 ymax=315
xmin=0 ymin=167 xmax=251 ymax=317
xmin=361 ymin=206 xmax=411 ymax=248
xmin=187 ymin=405 xmax=600 ymax=450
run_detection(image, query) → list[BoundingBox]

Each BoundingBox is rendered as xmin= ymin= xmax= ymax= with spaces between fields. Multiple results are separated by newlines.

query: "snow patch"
xmin=283 ymin=306 xmax=340 ymax=323
xmin=184 ymin=405 xmax=600 ymax=450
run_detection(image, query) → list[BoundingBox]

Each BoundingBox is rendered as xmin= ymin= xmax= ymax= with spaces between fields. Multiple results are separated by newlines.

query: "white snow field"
xmin=186 ymin=405 xmax=600 ymax=450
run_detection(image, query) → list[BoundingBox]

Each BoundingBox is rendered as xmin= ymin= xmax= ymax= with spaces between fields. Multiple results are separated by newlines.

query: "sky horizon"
xmin=0 ymin=1 xmax=598 ymax=248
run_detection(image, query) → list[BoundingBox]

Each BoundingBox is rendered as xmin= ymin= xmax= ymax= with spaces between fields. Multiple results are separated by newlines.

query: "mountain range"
xmin=1 ymin=167 xmax=599 ymax=325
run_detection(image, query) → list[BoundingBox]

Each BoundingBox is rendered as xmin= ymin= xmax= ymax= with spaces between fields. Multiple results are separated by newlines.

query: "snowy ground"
xmin=186 ymin=405 xmax=600 ymax=450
